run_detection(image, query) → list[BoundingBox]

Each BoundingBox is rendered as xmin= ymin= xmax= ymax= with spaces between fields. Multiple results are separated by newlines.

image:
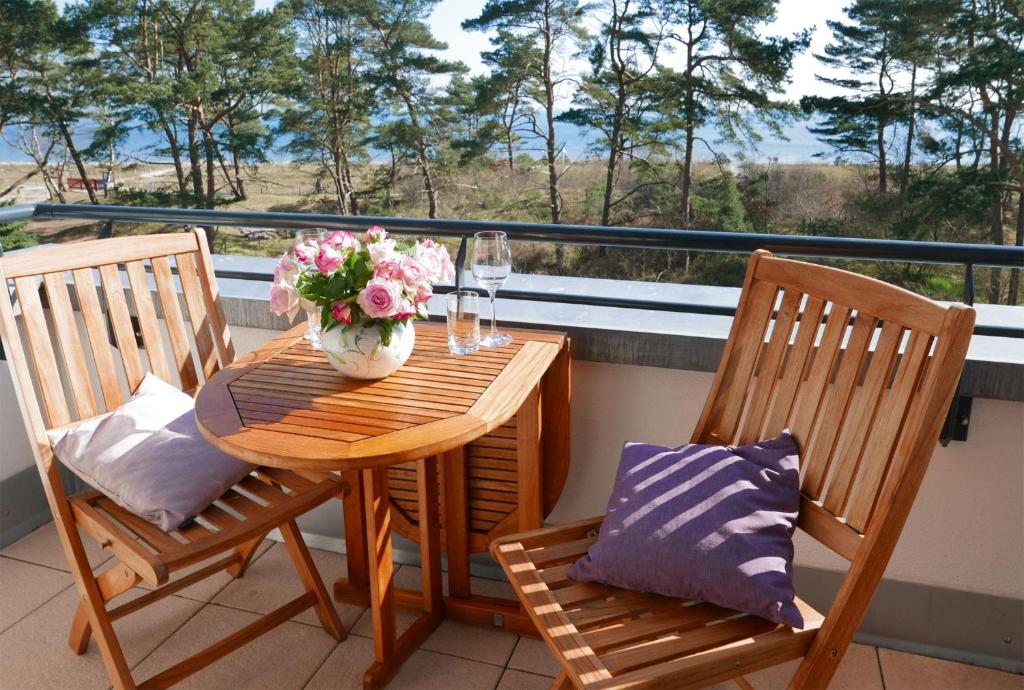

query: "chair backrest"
xmin=0 ymin=229 xmax=235 ymax=474
xmin=692 ymin=249 xmax=974 ymax=686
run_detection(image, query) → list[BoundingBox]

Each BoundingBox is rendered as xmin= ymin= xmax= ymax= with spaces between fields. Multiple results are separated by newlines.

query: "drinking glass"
xmin=446 ymin=291 xmax=480 ymax=355
xmin=295 ymin=230 xmax=324 ymax=350
xmin=471 ymin=231 xmax=513 ymax=347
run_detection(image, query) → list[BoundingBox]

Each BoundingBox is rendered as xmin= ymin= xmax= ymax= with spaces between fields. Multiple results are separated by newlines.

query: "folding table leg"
xmin=343 ymin=469 xmax=369 ymax=588
xmin=440 ymin=446 xmax=471 ymax=599
xmin=362 ymin=467 xmax=397 ymax=689
xmin=417 ymin=457 xmax=444 ymax=618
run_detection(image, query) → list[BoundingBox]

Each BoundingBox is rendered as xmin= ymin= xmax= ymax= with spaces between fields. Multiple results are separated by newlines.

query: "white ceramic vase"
xmin=320 ymin=320 xmax=415 ymax=380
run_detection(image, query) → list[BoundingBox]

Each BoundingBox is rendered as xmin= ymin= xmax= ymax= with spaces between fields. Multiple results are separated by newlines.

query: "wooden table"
xmin=195 ymin=322 xmax=571 ymax=688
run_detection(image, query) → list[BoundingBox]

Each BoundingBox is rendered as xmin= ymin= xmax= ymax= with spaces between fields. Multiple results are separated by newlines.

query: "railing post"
xmin=940 ymin=263 xmax=975 ymax=445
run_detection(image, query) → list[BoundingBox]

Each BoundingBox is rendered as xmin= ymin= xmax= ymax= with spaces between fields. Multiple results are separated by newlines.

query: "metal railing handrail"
xmin=6 ymin=202 xmax=1021 ymax=268
xmin=3 ymin=203 xmax=1023 ymax=340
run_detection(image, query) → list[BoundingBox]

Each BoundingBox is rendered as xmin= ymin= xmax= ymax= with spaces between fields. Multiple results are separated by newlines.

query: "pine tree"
xmin=800 ymin=0 xmax=918 ymax=194
xmin=654 ymin=0 xmax=809 ymax=226
xmin=559 ymin=0 xmax=667 ymax=226
xmin=463 ymin=0 xmax=588 ymax=225
xmin=357 ymin=0 xmax=466 ymax=219
xmin=281 ymin=0 xmax=373 ymax=214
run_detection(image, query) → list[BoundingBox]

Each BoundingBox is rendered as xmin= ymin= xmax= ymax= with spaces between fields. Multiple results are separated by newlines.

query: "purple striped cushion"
xmin=567 ymin=432 xmax=803 ymax=628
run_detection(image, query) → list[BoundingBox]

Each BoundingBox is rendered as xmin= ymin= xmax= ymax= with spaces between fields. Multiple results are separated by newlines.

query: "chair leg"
xmin=734 ymin=676 xmax=756 ymax=690
xmin=226 ymin=532 xmax=266 ymax=578
xmin=279 ymin=519 xmax=347 ymax=640
xmin=69 ymin=563 xmax=140 ymax=654
xmin=550 ymin=671 xmax=574 ymax=690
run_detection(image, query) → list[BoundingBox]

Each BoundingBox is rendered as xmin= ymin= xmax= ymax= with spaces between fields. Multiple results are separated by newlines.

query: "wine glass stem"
xmin=489 ymin=290 xmax=498 ymax=336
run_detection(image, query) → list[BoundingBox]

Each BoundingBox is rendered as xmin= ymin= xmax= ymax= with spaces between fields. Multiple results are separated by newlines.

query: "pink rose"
xmin=398 ymin=257 xmax=427 ymax=286
xmin=413 ymin=282 xmax=432 ymax=304
xmin=373 ymin=259 xmax=402 ymax=280
xmin=315 ymin=241 xmax=343 ymax=276
xmin=365 ymin=226 xmax=388 ymax=242
xmin=368 ymin=237 xmax=398 ymax=264
xmin=331 ymin=301 xmax=353 ymax=324
xmin=269 ymin=282 xmax=299 ymax=319
xmin=274 ymin=252 xmax=299 ymax=285
xmin=357 ymin=278 xmax=402 ymax=319
xmin=420 ymin=238 xmax=436 ymax=248
xmin=393 ymin=299 xmax=416 ymax=321
xmin=415 ymin=241 xmax=455 ymax=283
xmin=326 ymin=231 xmax=361 ymax=253
xmin=294 ymin=240 xmax=318 ymax=265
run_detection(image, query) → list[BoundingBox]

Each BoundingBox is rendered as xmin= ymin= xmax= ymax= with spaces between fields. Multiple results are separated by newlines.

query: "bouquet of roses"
xmin=270 ymin=226 xmax=454 ymax=346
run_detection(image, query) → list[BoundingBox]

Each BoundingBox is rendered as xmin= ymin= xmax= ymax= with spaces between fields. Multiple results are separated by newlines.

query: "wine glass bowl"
xmin=471 ymin=231 xmax=513 ymax=347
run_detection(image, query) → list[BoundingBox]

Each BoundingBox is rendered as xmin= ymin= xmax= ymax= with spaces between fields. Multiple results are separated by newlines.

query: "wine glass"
xmin=472 ymin=231 xmax=513 ymax=347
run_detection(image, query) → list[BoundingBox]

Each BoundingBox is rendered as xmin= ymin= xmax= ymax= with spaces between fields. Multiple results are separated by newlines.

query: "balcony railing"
xmin=3 ymin=203 xmax=1023 ymax=339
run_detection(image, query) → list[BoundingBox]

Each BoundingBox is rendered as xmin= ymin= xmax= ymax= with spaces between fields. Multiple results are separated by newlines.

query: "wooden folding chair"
xmin=0 ymin=230 xmax=347 ymax=690
xmin=492 ymin=250 xmax=975 ymax=690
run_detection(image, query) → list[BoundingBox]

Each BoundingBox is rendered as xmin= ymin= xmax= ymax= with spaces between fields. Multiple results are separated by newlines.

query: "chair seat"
xmin=491 ymin=517 xmax=825 ymax=690
xmin=70 ymin=467 xmax=346 ymax=587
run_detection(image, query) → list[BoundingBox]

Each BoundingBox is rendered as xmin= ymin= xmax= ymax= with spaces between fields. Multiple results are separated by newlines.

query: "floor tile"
xmin=351 ymin=605 xmax=418 ymax=639
xmin=878 ymin=647 xmax=1024 ymax=690
xmin=707 ymin=642 xmax=883 ymax=690
xmin=1 ymin=522 xmax=111 ymax=573
xmin=0 ymin=584 xmax=202 ymax=689
xmin=497 ymin=668 xmax=557 ymax=690
xmin=303 ymin=634 xmax=377 ymax=689
xmin=307 ymin=639 xmax=504 ymax=690
xmin=132 ymin=603 xmax=337 ymax=689
xmin=212 ymin=542 xmax=365 ymax=630
xmin=508 ymin=636 xmax=562 ymax=678
xmin=0 ymin=557 xmax=72 ymax=632
xmin=394 ymin=563 xmax=517 ymax=601
xmin=420 ymin=619 xmax=517 ymax=666
xmin=137 ymin=539 xmax=275 ymax=603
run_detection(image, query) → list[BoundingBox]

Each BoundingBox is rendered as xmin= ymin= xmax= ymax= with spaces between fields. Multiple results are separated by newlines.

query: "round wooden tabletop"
xmin=195 ymin=321 xmax=566 ymax=472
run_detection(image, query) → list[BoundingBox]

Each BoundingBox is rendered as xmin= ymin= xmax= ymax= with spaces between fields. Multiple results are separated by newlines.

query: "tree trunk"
xmin=159 ymin=120 xmax=188 ymax=202
xmin=1007 ymin=191 xmax=1023 ymax=306
xmin=57 ymin=120 xmax=99 ymax=205
xmin=542 ymin=4 xmax=561 ymax=227
xmin=900 ymin=64 xmax=916 ymax=196
xmin=681 ymin=121 xmax=695 ymax=227
xmin=400 ymin=92 xmax=438 ymax=219
xmin=877 ymin=121 xmax=888 ymax=194
xmin=232 ymin=148 xmax=246 ymax=200
xmin=187 ymin=109 xmax=204 ymax=206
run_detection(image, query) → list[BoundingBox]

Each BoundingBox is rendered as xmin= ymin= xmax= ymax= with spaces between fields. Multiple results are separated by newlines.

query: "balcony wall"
xmin=1 ymin=256 xmax=1021 ymax=674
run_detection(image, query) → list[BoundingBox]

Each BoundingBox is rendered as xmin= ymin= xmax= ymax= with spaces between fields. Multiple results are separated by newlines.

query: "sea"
xmin=0 ymin=119 xmax=832 ymax=166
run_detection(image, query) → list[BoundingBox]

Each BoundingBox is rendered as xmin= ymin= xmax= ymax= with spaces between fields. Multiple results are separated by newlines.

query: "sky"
xmin=56 ymin=0 xmax=855 ymax=102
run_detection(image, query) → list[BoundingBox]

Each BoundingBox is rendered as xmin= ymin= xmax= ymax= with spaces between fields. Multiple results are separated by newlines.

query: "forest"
xmin=0 ymin=0 xmax=1022 ymax=303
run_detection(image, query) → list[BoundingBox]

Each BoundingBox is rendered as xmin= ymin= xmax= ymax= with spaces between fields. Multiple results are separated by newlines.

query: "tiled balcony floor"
xmin=1 ymin=522 xmax=1021 ymax=690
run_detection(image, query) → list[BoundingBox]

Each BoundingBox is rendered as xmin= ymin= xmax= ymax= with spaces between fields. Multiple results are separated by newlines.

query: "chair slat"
xmin=737 ymin=289 xmax=802 ymax=444
xmin=175 ymin=252 xmax=218 ymax=380
xmin=824 ymin=320 xmax=904 ymax=515
xmin=72 ymin=268 xmax=124 ymax=410
xmin=199 ymin=503 xmax=241 ymax=531
xmin=240 ymin=475 xmax=289 ymax=505
xmin=13 ymin=277 xmax=70 ymax=427
xmin=42 ymin=272 xmax=99 ymax=419
xmin=763 ymin=296 xmax=826 ymax=435
xmin=124 ymin=260 xmax=173 ymax=384
xmin=98 ymin=264 xmax=146 ymax=393
xmin=697 ymin=280 xmax=780 ymax=444
xmin=150 ymin=256 xmax=199 ymax=392
xmin=600 ymin=614 xmax=779 ymax=676
xmin=787 ymin=304 xmax=850 ymax=486
xmin=583 ymin=601 xmax=734 ymax=654
xmin=802 ymin=312 xmax=878 ymax=498
xmin=192 ymin=229 xmax=235 ymax=365
xmin=844 ymin=330 xmax=933 ymax=531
